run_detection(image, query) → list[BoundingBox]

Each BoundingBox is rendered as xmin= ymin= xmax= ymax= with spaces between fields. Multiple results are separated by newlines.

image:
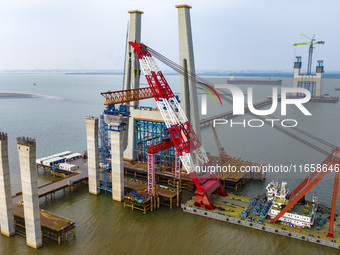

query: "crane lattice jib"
xmin=129 ymin=41 xmax=209 ymax=173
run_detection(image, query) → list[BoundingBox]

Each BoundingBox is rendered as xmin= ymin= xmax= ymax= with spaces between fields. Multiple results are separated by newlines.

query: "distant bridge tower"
xmin=292 ymin=56 xmax=324 ymax=97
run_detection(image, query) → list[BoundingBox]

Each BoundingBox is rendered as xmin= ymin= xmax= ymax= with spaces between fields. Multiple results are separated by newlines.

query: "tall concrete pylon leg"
xmin=17 ymin=137 xmax=42 ymax=249
xmin=176 ymin=4 xmax=201 ymax=141
xmin=0 ymin=132 xmax=15 ymax=237
xmin=111 ymin=128 xmax=124 ymax=202
xmin=86 ymin=117 xmax=100 ymax=195
xmin=123 ymin=10 xmax=143 ymax=106
xmin=123 ymin=10 xmax=143 ymax=160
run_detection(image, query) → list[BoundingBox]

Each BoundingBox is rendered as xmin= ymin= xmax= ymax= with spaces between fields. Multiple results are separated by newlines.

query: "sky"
xmin=0 ymin=0 xmax=339 ymax=72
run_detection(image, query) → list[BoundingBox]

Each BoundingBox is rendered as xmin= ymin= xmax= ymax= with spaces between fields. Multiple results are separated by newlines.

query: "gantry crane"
xmin=129 ymin=41 xmax=227 ymax=209
xmin=293 ymin=34 xmax=325 ymax=75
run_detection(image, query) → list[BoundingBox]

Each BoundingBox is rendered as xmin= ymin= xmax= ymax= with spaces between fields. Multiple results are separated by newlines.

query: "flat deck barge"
xmin=182 ymin=194 xmax=340 ymax=250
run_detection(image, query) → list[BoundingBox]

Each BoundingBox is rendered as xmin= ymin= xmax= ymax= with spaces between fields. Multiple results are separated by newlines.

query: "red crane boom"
xmin=130 ymin=41 xmax=227 ymax=209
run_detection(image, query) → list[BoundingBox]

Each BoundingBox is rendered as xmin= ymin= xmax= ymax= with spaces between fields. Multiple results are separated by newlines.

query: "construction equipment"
xmin=129 ymin=41 xmax=227 ymax=209
xmin=146 ymin=137 xmax=180 ymax=194
xmin=270 ymin=148 xmax=340 ymax=238
xmin=293 ymin=34 xmax=325 ymax=74
xmin=101 ymin=87 xmax=154 ymax=106
xmin=212 ymin=125 xmax=231 ymax=162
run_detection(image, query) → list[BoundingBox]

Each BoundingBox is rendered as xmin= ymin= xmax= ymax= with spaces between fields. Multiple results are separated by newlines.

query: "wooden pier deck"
xmin=13 ymin=158 xmax=88 ymax=204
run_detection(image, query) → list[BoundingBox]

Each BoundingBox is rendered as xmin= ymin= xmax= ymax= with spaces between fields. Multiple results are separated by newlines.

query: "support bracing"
xmin=175 ymin=153 xmax=181 ymax=179
xmin=147 ymin=153 xmax=155 ymax=194
xmin=327 ymin=169 xmax=339 ymax=238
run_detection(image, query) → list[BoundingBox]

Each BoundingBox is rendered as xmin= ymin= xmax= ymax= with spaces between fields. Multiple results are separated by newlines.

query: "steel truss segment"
xmin=162 ymin=99 xmax=181 ymax=125
xmin=140 ymin=55 xmax=160 ymax=75
xmin=179 ymin=153 xmax=195 ymax=173
xmin=147 ymin=139 xmax=174 ymax=154
xmin=170 ymin=98 xmax=188 ymax=123
xmin=156 ymin=101 xmax=174 ymax=128
xmin=194 ymin=146 xmax=209 ymax=164
xmin=147 ymin=153 xmax=155 ymax=194
xmin=101 ymin=87 xmax=154 ymax=105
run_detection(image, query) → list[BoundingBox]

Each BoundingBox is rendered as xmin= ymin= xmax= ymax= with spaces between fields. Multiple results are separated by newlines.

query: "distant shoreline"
xmin=0 ymin=92 xmax=37 ymax=99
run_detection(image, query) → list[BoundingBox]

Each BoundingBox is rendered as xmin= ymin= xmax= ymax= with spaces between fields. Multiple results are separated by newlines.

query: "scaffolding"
xmin=99 ymin=113 xmax=111 ymax=193
xmin=135 ymin=118 xmax=177 ymax=168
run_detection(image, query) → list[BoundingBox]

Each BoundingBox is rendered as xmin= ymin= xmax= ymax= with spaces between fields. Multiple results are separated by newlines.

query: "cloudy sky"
xmin=1 ymin=0 xmax=339 ymax=72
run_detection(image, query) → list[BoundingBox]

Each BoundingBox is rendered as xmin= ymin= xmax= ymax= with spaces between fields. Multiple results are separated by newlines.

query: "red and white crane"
xmin=129 ymin=41 xmax=227 ymax=209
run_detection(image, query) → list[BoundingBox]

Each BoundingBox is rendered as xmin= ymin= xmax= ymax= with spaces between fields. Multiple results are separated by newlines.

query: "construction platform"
xmin=182 ymin=194 xmax=340 ymax=250
xmin=36 ymin=164 xmax=76 ymax=177
xmin=124 ymin=162 xmax=194 ymax=190
xmin=124 ymin=155 xmax=265 ymax=192
xmin=208 ymin=155 xmax=265 ymax=190
xmin=124 ymin=178 xmax=180 ymax=213
xmin=13 ymin=203 xmax=75 ymax=244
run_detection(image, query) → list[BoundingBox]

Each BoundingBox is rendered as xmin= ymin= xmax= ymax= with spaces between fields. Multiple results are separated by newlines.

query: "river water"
xmin=0 ymin=73 xmax=339 ymax=254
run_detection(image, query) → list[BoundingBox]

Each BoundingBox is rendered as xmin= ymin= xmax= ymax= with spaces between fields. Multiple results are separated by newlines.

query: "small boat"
xmin=33 ymin=83 xmax=36 ymax=86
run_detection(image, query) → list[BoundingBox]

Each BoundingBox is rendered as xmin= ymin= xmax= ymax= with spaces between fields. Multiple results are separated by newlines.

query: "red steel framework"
xmin=270 ymin=148 xmax=340 ymax=238
xmin=147 ymin=139 xmax=179 ymax=194
xmin=130 ymin=41 xmax=227 ymax=209
xmin=212 ymin=125 xmax=232 ymax=162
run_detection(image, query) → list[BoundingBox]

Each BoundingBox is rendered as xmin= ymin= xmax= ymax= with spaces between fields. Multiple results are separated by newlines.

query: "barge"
xmin=182 ymin=183 xmax=340 ymax=250
xmin=227 ymin=76 xmax=282 ymax=85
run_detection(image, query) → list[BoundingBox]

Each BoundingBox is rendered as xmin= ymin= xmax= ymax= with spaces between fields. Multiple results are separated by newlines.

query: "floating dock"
xmin=182 ymin=194 xmax=340 ymax=250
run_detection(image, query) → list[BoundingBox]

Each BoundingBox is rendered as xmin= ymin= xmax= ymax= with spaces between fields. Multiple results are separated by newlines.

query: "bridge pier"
xmin=86 ymin=117 xmax=100 ymax=195
xmin=17 ymin=137 xmax=42 ymax=249
xmin=0 ymin=132 xmax=15 ymax=237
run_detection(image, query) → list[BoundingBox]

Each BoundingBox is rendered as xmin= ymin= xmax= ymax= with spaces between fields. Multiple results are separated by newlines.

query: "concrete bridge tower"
xmin=0 ymin=132 xmax=15 ymax=237
xmin=292 ymin=56 xmax=324 ymax=97
xmin=176 ymin=4 xmax=201 ymax=141
xmin=123 ymin=10 xmax=143 ymax=160
xmin=86 ymin=117 xmax=100 ymax=195
xmin=17 ymin=137 xmax=42 ymax=249
xmin=123 ymin=10 xmax=143 ymax=106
